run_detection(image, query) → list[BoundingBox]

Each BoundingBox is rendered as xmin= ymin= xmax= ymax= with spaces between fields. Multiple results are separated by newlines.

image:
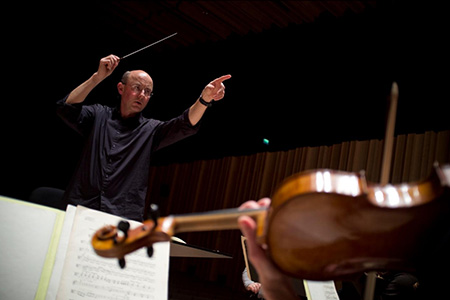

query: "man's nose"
xmin=138 ymin=89 xmax=147 ymax=98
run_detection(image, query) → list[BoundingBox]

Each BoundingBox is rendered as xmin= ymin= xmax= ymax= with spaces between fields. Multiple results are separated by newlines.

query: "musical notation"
xmin=57 ymin=206 xmax=169 ymax=300
xmin=305 ymin=280 xmax=340 ymax=300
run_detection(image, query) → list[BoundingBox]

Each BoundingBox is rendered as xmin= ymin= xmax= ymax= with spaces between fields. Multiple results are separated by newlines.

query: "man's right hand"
xmin=96 ymin=54 xmax=120 ymax=82
xmin=66 ymin=54 xmax=120 ymax=104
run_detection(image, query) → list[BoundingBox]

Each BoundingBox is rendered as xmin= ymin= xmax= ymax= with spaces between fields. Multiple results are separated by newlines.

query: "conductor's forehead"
xmin=128 ymin=70 xmax=153 ymax=88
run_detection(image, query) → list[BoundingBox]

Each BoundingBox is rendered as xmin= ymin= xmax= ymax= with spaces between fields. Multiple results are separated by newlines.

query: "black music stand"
xmin=170 ymin=238 xmax=232 ymax=259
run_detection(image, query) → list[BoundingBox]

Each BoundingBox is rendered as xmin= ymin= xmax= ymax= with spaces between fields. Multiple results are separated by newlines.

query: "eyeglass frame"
xmin=121 ymin=82 xmax=154 ymax=98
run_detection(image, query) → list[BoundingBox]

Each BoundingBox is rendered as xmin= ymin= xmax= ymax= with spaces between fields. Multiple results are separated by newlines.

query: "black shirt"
xmin=56 ymin=97 xmax=199 ymax=221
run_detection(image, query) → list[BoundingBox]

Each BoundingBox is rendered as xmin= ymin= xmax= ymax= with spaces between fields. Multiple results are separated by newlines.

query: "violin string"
xmin=120 ymin=32 xmax=178 ymax=60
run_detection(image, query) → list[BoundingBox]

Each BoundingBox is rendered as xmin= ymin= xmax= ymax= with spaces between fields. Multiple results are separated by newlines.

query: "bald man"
xmin=57 ymin=54 xmax=231 ymax=221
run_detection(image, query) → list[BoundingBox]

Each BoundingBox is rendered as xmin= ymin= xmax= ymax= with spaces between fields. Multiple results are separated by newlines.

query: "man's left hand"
xmin=201 ymin=74 xmax=232 ymax=102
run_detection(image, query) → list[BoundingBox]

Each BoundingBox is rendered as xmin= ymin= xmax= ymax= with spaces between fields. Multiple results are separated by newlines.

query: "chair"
xmin=29 ymin=186 xmax=66 ymax=210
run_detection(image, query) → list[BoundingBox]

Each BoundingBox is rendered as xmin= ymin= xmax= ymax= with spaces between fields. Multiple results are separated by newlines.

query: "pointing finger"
xmin=213 ymin=74 xmax=232 ymax=84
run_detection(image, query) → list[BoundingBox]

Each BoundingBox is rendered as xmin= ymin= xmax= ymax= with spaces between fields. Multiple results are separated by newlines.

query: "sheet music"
xmin=304 ymin=280 xmax=339 ymax=300
xmin=0 ymin=196 xmax=62 ymax=300
xmin=56 ymin=205 xmax=170 ymax=300
xmin=46 ymin=204 xmax=77 ymax=300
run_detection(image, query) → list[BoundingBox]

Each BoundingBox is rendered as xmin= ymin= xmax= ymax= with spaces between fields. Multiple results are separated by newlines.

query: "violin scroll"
xmin=95 ymin=225 xmax=117 ymax=241
xmin=92 ymin=204 xmax=171 ymax=268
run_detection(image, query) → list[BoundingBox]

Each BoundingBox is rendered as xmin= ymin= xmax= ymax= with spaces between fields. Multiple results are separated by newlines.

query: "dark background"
xmin=2 ymin=1 xmax=449 ymax=201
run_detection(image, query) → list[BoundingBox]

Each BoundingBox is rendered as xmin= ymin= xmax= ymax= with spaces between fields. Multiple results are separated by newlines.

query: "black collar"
xmin=112 ymin=107 xmax=143 ymax=127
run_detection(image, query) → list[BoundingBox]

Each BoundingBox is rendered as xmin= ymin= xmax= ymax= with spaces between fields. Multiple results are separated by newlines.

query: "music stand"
xmin=171 ymin=238 xmax=232 ymax=259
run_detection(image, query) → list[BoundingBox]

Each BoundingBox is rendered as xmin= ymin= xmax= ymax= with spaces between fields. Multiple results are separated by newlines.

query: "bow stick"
xmin=364 ymin=81 xmax=399 ymax=300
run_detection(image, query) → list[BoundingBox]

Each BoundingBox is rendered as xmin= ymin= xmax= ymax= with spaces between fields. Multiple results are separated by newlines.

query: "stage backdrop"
xmin=145 ymin=129 xmax=450 ymax=292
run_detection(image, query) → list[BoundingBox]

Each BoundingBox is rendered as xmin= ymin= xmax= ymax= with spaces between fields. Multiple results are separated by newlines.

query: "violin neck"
xmin=167 ymin=208 xmax=266 ymax=235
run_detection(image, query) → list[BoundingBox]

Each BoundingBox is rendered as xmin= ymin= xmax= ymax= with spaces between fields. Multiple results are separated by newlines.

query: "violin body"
xmin=92 ymin=165 xmax=450 ymax=280
xmin=266 ymin=165 xmax=450 ymax=280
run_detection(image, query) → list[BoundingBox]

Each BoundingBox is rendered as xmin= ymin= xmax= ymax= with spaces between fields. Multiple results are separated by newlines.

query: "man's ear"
xmin=117 ymin=82 xmax=124 ymax=95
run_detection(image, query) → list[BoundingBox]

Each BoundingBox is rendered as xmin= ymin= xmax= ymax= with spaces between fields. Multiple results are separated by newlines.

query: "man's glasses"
xmin=123 ymin=83 xmax=153 ymax=98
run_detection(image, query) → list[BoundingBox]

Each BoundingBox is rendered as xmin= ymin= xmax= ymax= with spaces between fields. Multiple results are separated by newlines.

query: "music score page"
xmin=56 ymin=205 xmax=170 ymax=300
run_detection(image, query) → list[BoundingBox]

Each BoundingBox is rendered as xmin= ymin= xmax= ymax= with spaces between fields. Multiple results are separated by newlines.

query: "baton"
xmin=120 ymin=32 xmax=178 ymax=60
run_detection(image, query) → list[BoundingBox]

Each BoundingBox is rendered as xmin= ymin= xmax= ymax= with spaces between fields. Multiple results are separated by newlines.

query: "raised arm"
xmin=188 ymin=74 xmax=231 ymax=126
xmin=66 ymin=55 xmax=120 ymax=104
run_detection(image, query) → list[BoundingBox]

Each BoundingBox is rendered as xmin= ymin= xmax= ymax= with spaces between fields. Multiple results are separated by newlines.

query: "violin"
xmin=92 ymin=164 xmax=450 ymax=280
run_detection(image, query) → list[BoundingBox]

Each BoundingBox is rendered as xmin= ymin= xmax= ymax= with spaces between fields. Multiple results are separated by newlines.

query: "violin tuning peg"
xmin=118 ymin=258 xmax=126 ymax=269
xmin=118 ymin=220 xmax=130 ymax=239
xmin=149 ymin=204 xmax=160 ymax=226
xmin=147 ymin=246 xmax=154 ymax=257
